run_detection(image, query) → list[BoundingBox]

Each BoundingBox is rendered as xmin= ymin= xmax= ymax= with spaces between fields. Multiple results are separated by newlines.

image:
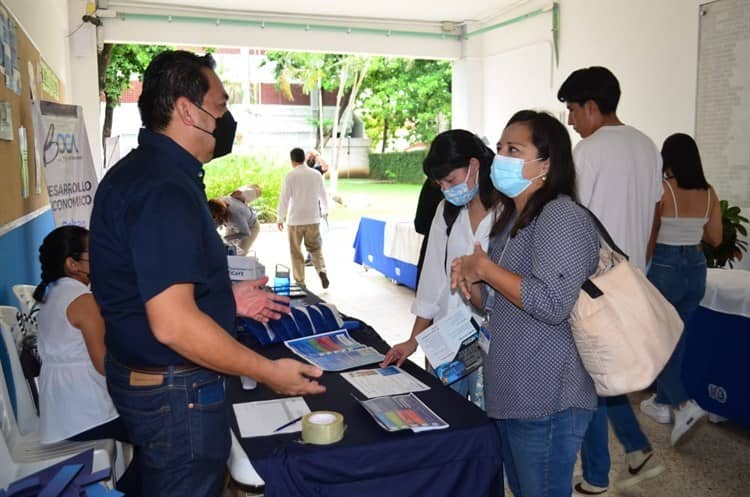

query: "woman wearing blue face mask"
xmin=451 ymin=111 xmax=600 ymax=497
xmin=381 ymin=129 xmax=512 ymax=407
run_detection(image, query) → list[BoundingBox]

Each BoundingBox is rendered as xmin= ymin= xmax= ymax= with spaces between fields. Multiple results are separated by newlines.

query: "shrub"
xmin=204 ymin=153 xmax=288 ymax=222
xmin=368 ymin=150 xmax=427 ymax=184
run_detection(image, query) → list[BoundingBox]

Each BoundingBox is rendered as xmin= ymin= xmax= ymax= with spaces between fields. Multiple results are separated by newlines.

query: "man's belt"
xmin=125 ymin=363 xmax=202 ymax=387
xmin=127 ymin=364 xmax=201 ymax=374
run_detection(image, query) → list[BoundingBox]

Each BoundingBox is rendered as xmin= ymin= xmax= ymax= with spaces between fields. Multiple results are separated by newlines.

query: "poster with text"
xmin=32 ymin=100 xmax=98 ymax=227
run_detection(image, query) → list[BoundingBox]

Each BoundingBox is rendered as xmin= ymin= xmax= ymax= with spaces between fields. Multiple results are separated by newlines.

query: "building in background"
xmin=107 ymin=47 xmax=372 ymax=175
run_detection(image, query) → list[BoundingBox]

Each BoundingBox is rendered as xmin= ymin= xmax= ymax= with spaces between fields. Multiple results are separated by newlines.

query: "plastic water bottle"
xmin=274 ymin=264 xmax=291 ymax=296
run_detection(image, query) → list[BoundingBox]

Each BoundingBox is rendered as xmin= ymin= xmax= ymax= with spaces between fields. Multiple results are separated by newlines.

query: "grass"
xmin=327 ymin=179 xmax=422 ymax=223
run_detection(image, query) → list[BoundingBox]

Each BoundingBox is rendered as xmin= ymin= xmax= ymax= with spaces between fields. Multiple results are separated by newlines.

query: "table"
xmin=683 ymin=269 xmax=750 ymax=429
xmin=352 ymin=217 xmax=422 ymax=289
xmin=227 ymin=323 xmax=503 ymax=497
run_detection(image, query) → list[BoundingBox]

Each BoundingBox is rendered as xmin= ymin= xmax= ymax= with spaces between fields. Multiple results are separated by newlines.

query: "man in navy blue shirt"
xmin=89 ymin=50 xmax=325 ymax=497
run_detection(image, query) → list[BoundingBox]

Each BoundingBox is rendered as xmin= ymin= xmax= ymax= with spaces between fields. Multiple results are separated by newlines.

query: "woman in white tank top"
xmin=641 ymin=134 xmax=722 ymax=447
xmin=34 ymin=226 xmax=141 ymax=495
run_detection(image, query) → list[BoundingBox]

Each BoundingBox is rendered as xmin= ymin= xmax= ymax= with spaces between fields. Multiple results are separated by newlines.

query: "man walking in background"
xmin=277 ymin=147 xmax=330 ymax=289
xmin=558 ymin=66 xmax=665 ymax=496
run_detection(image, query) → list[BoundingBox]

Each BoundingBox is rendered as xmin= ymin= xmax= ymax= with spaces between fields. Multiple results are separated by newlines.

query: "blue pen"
xmin=273 ymin=415 xmax=303 ymax=433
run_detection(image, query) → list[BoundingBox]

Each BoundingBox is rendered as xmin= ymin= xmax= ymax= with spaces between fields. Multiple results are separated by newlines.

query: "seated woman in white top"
xmin=380 ymin=129 xmax=512 ymax=407
xmin=640 ymin=133 xmax=722 ymax=447
xmin=34 ymin=225 xmax=140 ymax=495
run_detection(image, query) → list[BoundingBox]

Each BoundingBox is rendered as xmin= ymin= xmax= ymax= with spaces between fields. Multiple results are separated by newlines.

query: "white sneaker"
xmin=573 ymin=481 xmax=609 ymax=496
xmin=708 ymin=413 xmax=728 ymax=423
xmin=616 ymin=450 xmax=665 ymax=489
xmin=671 ymin=400 xmax=707 ymax=446
xmin=640 ymin=394 xmax=672 ymax=424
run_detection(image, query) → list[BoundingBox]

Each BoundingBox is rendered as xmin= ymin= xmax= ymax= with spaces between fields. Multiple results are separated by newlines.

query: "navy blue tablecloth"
xmin=683 ymin=306 xmax=750 ymax=430
xmin=352 ymin=217 xmax=418 ymax=290
xmin=228 ymin=325 xmax=503 ymax=497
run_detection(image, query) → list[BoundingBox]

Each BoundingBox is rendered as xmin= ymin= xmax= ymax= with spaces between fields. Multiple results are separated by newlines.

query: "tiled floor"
xmin=246 ymin=221 xmax=750 ymax=497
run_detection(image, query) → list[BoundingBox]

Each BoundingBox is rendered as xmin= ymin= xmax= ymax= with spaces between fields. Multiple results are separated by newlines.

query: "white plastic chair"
xmin=12 ymin=285 xmax=39 ymax=337
xmin=0 ymin=365 xmax=114 ymax=486
xmin=0 ymin=316 xmax=38 ymax=436
xmin=227 ymin=429 xmax=265 ymax=487
xmin=0 ymin=306 xmax=24 ymax=352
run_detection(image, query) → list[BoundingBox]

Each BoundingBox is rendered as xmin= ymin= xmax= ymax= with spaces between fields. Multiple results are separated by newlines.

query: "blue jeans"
xmin=647 ymin=244 xmax=707 ymax=407
xmin=496 ymin=408 xmax=593 ymax=497
xmin=581 ymin=396 xmax=651 ymax=487
xmin=105 ymin=356 xmax=230 ymax=497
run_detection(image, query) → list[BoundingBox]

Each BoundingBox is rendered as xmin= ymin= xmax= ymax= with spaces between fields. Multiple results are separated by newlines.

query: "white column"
xmin=451 ymin=57 xmax=485 ymax=134
xmin=67 ymin=0 xmax=103 ymax=176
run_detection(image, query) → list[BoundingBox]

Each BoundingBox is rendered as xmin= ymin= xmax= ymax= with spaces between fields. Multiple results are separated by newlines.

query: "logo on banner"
xmin=32 ymin=100 xmax=98 ymax=228
xmin=43 ymin=123 xmax=81 ymax=166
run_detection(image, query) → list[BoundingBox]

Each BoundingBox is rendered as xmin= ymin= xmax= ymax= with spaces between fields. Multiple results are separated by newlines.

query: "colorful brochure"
xmin=284 ymin=329 xmax=385 ymax=371
xmin=357 ymin=392 xmax=449 ymax=432
xmin=415 ymin=309 xmax=483 ymax=386
xmin=341 ymin=366 xmax=429 ymax=398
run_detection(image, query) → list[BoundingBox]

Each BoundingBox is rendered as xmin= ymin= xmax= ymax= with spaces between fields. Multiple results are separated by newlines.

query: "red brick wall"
xmin=117 ymin=80 xmax=340 ymax=106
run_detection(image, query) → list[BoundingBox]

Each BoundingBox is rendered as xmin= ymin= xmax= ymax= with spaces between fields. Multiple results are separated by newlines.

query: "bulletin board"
xmin=695 ymin=0 xmax=750 ymax=208
xmin=0 ymin=1 xmax=64 ymax=228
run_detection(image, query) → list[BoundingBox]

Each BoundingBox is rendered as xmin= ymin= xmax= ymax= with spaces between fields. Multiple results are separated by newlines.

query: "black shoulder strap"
xmin=443 ymin=204 xmax=461 ymax=273
xmin=575 ymin=202 xmax=629 ymax=260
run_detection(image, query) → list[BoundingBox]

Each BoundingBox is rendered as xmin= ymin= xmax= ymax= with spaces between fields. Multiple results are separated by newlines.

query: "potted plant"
xmin=703 ymin=200 xmax=748 ymax=268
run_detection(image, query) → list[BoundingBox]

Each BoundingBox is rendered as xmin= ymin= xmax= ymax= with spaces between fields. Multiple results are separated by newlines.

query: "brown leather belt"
xmin=127 ymin=364 xmax=200 ymax=375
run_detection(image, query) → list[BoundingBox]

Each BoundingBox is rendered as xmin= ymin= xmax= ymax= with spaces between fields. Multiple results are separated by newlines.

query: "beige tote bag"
xmin=570 ymin=207 xmax=684 ymax=397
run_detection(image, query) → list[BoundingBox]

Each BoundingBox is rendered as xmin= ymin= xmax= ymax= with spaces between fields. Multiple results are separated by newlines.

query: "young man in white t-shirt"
xmin=558 ymin=66 xmax=665 ymax=496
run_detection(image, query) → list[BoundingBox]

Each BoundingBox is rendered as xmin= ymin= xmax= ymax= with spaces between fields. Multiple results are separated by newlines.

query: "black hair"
xmin=494 ymin=110 xmax=577 ymax=237
xmin=661 ymin=133 xmax=709 ymax=190
xmin=557 ymin=66 xmax=621 ymax=115
xmin=33 ymin=226 xmax=89 ymax=302
xmin=290 ymin=147 xmax=305 ymax=163
xmin=138 ymin=50 xmax=216 ymax=131
xmin=423 ymin=129 xmax=513 ymax=236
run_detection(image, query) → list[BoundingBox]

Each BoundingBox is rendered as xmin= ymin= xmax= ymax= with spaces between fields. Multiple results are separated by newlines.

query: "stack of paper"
xmin=232 ymin=397 xmax=311 ymax=438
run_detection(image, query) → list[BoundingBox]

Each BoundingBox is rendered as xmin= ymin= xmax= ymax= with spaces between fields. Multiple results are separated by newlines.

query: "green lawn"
xmin=327 ymin=179 xmax=422 ymax=223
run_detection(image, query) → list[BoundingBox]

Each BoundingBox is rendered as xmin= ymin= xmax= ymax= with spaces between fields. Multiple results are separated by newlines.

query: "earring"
xmin=542 ymin=174 xmax=547 ymax=182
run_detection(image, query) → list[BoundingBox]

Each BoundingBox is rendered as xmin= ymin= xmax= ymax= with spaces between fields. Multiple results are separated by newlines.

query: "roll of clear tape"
xmin=301 ymin=411 xmax=345 ymax=445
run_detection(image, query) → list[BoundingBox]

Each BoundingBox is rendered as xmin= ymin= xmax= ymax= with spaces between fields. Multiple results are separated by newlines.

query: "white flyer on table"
xmin=232 ymin=396 xmax=311 ymax=438
xmin=341 ymin=366 xmax=430 ymax=398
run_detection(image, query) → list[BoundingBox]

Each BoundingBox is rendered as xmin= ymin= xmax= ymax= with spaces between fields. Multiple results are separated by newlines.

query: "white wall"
xmin=456 ymin=0 xmax=703 ymax=149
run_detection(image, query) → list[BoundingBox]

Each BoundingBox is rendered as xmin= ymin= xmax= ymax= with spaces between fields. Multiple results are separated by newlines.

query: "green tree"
xmin=357 ymin=58 xmax=451 ymax=152
xmin=263 ymin=51 xmax=370 ymax=194
xmin=97 ymin=43 xmax=168 ymax=146
xmin=263 ymin=51 xmax=343 ymax=150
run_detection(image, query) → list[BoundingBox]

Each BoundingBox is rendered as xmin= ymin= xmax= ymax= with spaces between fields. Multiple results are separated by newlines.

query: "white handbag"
xmin=570 ymin=207 xmax=684 ymax=397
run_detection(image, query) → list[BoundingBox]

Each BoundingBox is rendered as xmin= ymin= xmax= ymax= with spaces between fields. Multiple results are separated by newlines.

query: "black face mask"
xmin=194 ymin=106 xmax=237 ymax=159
